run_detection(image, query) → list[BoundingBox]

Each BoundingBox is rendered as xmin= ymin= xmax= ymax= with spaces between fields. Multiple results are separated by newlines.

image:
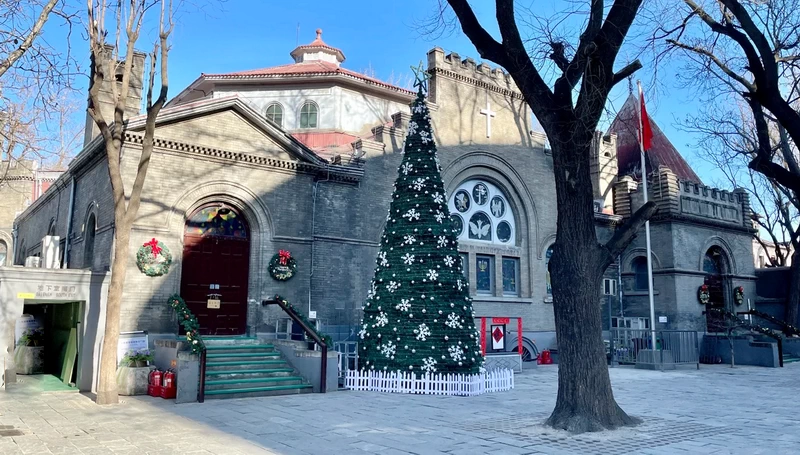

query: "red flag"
xmin=639 ymin=90 xmax=653 ymax=151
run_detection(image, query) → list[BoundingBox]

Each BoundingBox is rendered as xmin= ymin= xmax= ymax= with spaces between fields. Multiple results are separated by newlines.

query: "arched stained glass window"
xmin=185 ymin=205 xmax=248 ymax=239
xmin=448 ymin=179 xmax=515 ymax=245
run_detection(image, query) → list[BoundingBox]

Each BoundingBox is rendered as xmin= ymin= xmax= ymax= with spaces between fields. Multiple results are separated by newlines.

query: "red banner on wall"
xmin=480 ymin=318 xmax=487 ymax=356
xmin=492 ymin=317 xmax=510 ymax=324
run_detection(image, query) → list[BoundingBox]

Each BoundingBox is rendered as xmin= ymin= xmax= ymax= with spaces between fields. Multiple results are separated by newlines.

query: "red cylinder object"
xmin=538 ymin=350 xmax=552 ymax=365
xmin=160 ymin=370 xmax=176 ymax=399
xmin=148 ymin=369 xmax=162 ymax=397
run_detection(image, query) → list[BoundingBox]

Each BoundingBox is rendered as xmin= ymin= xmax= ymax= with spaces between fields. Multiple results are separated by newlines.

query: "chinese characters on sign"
xmin=34 ymin=284 xmax=79 ymax=300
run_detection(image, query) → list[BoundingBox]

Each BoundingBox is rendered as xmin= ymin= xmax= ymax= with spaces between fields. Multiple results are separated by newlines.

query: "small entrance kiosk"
xmin=478 ymin=316 xmax=524 ymax=372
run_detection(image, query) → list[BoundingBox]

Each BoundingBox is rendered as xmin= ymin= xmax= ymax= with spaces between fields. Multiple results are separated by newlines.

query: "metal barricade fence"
xmin=610 ymin=329 xmax=699 ymax=369
xmin=334 ymin=341 xmax=358 ymax=383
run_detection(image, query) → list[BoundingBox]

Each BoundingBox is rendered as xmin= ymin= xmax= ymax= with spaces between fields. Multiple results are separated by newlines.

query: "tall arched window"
xmin=448 ymin=179 xmax=515 ymax=245
xmin=632 ymin=256 xmax=649 ymax=291
xmin=47 ymin=218 xmax=56 ymax=236
xmin=300 ymin=101 xmax=318 ymax=128
xmin=265 ymin=103 xmax=283 ymax=127
xmin=84 ymin=214 xmax=96 ymax=269
xmin=546 ymin=245 xmax=554 ymax=297
xmin=0 ymin=240 xmax=7 ymax=266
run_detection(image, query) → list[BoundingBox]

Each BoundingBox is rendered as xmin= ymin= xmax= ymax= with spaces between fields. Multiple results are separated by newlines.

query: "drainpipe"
xmin=63 ymin=175 xmax=76 ymax=268
xmin=11 ymin=224 xmax=17 ymax=265
xmin=617 ymin=254 xmax=624 ymax=318
xmin=309 ymin=165 xmax=331 ymax=315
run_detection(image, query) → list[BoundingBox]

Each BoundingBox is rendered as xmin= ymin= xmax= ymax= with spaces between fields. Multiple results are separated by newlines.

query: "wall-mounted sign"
xmin=117 ymin=331 xmax=148 ymax=366
xmin=492 ymin=317 xmax=510 ymax=324
xmin=491 ymin=324 xmax=505 ymax=350
xmin=207 ymin=299 xmax=221 ymax=309
xmin=658 ymin=316 xmax=668 ymax=323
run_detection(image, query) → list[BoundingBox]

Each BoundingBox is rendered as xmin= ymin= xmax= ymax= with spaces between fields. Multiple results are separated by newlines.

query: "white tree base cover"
xmin=345 ymin=369 xmax=513 ymax=396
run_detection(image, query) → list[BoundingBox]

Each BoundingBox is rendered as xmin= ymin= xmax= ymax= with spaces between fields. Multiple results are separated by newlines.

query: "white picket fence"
xmin=344 ymin=369 xmax=514 ymax=396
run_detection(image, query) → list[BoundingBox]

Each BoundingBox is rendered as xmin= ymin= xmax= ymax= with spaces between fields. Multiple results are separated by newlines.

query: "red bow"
xmin=278 ymin=250 xmax=291 ymax=265
xmin=144 ymin=238 xmax=162 ymax=257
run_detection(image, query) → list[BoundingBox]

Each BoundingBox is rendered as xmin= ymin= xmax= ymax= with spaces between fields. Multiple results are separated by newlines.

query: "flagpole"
xmin=637 ymin=81 xmax=658 ymax=356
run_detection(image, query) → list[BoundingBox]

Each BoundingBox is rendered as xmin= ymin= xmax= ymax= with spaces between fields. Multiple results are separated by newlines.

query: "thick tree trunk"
xmin=545 ymin=138 xmax=640 ymax=433
xmin=786 ymin=251 xmax=800 ymax=328
xmin=95 ymin=220 xmax=132 ymax=405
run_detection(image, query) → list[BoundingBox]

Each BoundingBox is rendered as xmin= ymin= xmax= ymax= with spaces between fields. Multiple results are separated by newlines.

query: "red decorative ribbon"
xmin=144 ymin=238 xmax=162 ymax=257
xmin=278 ymin=250 xmax=291 ymax=266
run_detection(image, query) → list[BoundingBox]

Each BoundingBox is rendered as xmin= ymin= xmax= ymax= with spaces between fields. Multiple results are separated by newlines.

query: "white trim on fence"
xmin=344 ymin=369 xmax=514 ymax=396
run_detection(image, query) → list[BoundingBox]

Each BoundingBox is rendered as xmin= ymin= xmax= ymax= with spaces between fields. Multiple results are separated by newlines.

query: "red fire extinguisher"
xmin=160 ymin=369 xmax=176 ymax=399
xmin=538 ymin=350 xmax=552 ymax=365
xmin=148 ymin=369 xmax=162 ymax=397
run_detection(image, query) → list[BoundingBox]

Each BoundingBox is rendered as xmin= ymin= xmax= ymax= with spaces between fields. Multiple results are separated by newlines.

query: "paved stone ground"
xmin=1 ymin=363 xmax=798 ymax=454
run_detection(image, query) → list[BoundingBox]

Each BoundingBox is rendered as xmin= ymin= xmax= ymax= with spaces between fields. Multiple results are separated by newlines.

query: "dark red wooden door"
xmin=180 ymin=205 xmax=250 ymax=335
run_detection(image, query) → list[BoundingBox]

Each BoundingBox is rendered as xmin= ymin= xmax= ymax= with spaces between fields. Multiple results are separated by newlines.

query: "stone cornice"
xmin=123 ymin=131 xmax=364 ymax=184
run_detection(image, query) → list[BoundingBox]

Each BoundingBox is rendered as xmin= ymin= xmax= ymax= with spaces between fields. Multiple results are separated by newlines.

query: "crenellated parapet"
xmin=613 ymin=165 xmax=754 ymax=230
xmin=426 ymin=47 xmax=522 ymax=104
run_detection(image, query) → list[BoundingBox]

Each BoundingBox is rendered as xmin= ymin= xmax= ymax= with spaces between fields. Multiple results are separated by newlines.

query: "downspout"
xmin=617 ymin=254 xmax=624 ymax=318
xmin=63 ymin=174 xmax=76 ymax=268
xmin=309 ymin=165 xmax=331 ymax=315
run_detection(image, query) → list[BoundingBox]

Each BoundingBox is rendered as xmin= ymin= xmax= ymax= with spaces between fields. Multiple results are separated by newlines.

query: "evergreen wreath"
xmin=269 ymin=249 xmax=297 ymax=281
xmin=698 ymin=284 xmax=710 ymax=305
xmin=168 ymin=294 xmax=205 ymax=355
xmin=136 ymin=238 xmax=172 ymax=277
xmin=734 ymin=286 xmax=745 ymax=305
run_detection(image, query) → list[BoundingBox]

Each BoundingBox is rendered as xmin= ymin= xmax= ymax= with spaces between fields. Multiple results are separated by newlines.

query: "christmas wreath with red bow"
xmin=269 ymin=249 xmax=297 ymax=281
xmin=136 ymin=238 xmax=172 ymax=277
xmin=698 ymin=284 xmax=710 ymax=305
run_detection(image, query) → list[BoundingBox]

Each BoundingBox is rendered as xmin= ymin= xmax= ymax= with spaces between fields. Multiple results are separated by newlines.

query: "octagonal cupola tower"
xmin=289 ymin=29 xmax=346 ymax=66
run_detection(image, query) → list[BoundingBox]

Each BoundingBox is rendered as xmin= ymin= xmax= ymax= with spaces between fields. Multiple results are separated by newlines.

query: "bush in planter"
xmin=18 ymin=328 xmax=44 ymax=347
xmin=121 ymin=349 xmax=154 ymax=367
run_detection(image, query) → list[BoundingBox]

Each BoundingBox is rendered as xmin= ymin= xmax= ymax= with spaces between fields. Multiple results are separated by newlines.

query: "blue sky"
xmin=53 ymin=0 xmax=716 ymax=181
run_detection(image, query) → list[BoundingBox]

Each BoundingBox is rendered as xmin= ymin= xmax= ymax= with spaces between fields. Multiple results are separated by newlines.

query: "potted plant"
xmin=18 ymin=328 xmax=44 ymax=347
xmin=122 ymin=349 xmax=154 ymax=367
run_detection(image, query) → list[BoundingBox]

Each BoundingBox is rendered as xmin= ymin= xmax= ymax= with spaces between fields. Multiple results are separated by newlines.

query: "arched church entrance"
xmin=180 ymin=203 xmax=250 ymax=335
xmin=703 ymin=246 xmax=728 ymax=332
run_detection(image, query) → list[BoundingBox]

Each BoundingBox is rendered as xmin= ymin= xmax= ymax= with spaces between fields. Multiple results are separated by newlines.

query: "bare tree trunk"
xmin=95 ymin=221 xmax=131 ymax=404
xmin=545 ymin=138 xmax=640 ymax=432
xmin=786 ymin=251 xmax=800 ymax=327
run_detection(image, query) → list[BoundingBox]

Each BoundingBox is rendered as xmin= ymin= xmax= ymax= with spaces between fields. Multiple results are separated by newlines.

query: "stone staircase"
xmin=203 ymin=337 xmax=313 ymax=399
xmin=782 ymin=352 xmax=800 ymax=365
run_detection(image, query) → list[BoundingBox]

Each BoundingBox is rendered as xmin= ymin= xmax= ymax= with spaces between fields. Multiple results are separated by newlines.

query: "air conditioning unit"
xmin=24 ymin=256 xmax=41 ymax=268
xmin=42 ymin=236 xmax=60 ymax=269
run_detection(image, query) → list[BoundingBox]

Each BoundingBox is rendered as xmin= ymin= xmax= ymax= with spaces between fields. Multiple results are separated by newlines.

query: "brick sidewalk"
xmin=1 ymin=364 xmax=798 ymax=454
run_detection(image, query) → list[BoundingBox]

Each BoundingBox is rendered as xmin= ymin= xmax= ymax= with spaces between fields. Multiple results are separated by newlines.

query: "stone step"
xmin=204 ymin=368 xmax=296 ymax=379
xmin=206 ymin=360 xmax=288 ymax=371
xmin=205 ymin=376 xmax=306 ymax=390
xmin=202 ymin=336 xmax=262 ymax=346
xmin=206 ymin=352 xmax=281 ymax=363
xmin=205 ymin=344 xmax=275 ymax=353
xmin=205 ymin=384 xmax=313 ymax=399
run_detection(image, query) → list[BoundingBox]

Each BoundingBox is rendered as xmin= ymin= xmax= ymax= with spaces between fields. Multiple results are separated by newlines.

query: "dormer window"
xmin=300 ymin=102 xmax=318 ymax=128
xmin=265 ymin=103 xmax=283 ymax=127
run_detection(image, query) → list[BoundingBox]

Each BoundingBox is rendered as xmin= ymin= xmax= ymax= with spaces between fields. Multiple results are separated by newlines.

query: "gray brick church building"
xmin=11 ymin=31 xmax=757 ymax=353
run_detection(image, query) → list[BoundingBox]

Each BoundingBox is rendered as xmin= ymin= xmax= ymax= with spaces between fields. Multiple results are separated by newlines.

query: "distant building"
xmin=0 ymin=159 xmax=62 ymax=266
xmin=753 ymin=238 xmax=794 ymax=268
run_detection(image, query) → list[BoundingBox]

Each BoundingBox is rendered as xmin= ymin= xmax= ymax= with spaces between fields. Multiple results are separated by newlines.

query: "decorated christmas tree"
xmin=359 ymin=67 xmax=484 ymax=375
